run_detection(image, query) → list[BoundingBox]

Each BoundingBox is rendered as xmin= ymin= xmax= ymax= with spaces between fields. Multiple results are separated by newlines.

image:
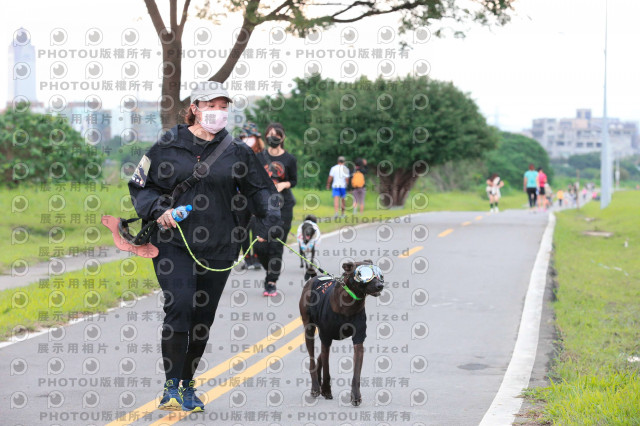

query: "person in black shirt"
xmin=128 ymin=81 xmax=281 ymax=412
xmin=237 ymin=122 xmax=265 ymax=270
xmin=254 ymin=122 xmax=298 ymax=296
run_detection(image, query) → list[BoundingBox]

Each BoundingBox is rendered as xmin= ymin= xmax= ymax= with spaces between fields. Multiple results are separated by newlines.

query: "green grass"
xmin=525 ymin=190 xmax=640 ymax=424
xmin=2 ymin=182 xmax=136 ymax=274
xmin=0 ymin=256 xmax=158 ymax=340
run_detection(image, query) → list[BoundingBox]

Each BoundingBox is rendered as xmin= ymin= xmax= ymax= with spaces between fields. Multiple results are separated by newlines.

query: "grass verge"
xmin=0 ymin=256 xmax=157 ymax=341
xmin=523 ymin=190 xmax=640 ymax=424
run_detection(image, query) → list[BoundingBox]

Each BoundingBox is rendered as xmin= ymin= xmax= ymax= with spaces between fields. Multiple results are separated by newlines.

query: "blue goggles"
xmin=354 ymin=265 xmax=384 ymax=284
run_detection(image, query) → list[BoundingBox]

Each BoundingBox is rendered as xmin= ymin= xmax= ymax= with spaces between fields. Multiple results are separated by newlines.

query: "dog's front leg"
xmin=299 ymin=248 xmax=304 ymax=268
xmin=305 ymin=324 xmax=321 ymax=397
xmin=351 ymin=343 xmax=364 ymax=406
xmin=320 ymin=342 xmax=333 ymax=399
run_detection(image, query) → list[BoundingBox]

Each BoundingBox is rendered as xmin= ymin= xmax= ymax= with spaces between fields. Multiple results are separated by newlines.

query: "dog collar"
xmin=342 ymin=283 xmax=362 ymax=301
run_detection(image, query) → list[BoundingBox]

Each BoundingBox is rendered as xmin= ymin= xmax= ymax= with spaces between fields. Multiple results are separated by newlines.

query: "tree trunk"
xmin=378 ymin=169 xmax=421 ymax=208
xmin=161 ymin=38 xmax=183 ymax=129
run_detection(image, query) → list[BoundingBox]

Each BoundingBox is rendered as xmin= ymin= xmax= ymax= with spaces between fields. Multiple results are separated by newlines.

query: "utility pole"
xmin=576 ymin=169 xmax=580 ymax=210
xmin=615 ymin=153 xmax=620 ymax=190
xmin=600 ymin=0 xmax=612 ymax=208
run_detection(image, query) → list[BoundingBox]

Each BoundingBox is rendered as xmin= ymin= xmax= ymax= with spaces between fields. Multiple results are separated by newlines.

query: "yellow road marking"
xmin=106 ymin=317 xmax=303 ymax=426
xmin=475 ymin=216 xmax=483 ymax=221
xmin=461 ymin=221 xmax=471 ymax=226
xmin=150 ymin=332 xmax=306 ymax=425
xmin=398 ymin=246 xmax=424 ymax=258
xmin=438 ymin=228 xmax=454 ymax=237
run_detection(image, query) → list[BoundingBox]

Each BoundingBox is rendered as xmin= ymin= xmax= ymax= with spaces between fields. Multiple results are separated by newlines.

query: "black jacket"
xmin=128 ymin=125 xmax=280 ymax=261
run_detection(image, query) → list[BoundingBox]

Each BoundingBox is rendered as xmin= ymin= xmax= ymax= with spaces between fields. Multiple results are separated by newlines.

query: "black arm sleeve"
xmin=234 ymin=144 xmax=281 ymax=238
xmin=288 ymin=154 xmax=298 ymax=188
xmin=127 ymin=144 xmax=171 ymax=221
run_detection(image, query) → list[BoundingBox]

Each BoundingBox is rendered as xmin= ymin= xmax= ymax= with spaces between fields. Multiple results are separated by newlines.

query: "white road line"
xmin=479 ymin=212 xmax=556 ymax=425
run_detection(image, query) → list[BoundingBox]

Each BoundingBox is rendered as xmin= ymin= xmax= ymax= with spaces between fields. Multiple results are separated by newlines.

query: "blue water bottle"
xmin=160 ymin=205 xmax=192 ymax=231
xmin=172 ymin=205 xmax=192 ymax=222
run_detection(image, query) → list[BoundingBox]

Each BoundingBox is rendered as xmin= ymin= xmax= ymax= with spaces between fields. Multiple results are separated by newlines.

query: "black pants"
xmin=526 ymin=188 xmax=537 ymax=207
xmin=152 ymin=242 xmax=232 ymax=381
xmin=253 ymin=212 xmax=293 ymax=284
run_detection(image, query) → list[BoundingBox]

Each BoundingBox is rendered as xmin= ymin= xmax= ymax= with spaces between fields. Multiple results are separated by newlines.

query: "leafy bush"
xmin=0 ymin=104 xmax=104 ymax=187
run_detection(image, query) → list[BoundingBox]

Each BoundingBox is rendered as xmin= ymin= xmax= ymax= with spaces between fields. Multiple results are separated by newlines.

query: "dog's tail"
xmin=304 ymin=214 xmax=318 ymax=224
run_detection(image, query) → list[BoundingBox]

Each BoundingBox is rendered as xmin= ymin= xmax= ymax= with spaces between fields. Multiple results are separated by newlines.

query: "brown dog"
xmin=299 ymin=260 xmax=384 ymax=406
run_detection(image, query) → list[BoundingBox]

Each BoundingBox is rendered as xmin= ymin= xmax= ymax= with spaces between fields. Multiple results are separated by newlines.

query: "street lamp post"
xmin=600 ymin=0 xmax=612 ymax=208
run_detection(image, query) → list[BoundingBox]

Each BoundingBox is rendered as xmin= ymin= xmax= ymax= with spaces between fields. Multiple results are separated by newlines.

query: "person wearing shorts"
xmin=327 ymin=156 xmax=350 ymax=218
xmin=537 ymin=167 xmax=548 ymax=210
xmin=350 ymin=161 xmax=366 ymax=214
xmin=523 ymin=164 xmax=538 ymax=211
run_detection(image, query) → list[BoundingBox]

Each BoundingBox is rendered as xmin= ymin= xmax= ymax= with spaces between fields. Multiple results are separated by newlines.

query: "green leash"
xmin=175 ymin=222 xmax=259 ymax=272
xmin=174 ymin=224 xmax=362 ymax=300
xmin=277 ymin=237 xmax=362 ymax=301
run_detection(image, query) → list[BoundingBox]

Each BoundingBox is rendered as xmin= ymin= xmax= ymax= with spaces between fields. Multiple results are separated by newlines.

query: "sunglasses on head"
xmin=354 ymin=265 xmax=384 ymax=284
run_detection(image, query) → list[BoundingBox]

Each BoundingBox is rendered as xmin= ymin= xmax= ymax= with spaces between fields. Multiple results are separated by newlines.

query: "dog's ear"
xmin=342 ymin=262 xmax=355 ymax=274
xmin=363 ymin=259 xmax=373 ymax=265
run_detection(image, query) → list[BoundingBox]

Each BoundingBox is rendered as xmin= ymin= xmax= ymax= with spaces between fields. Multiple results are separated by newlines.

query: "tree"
xmin=567 ymin=152 xmax=600 ymax=170
xmin=0 ymin=105 xmax=105 ymax=187
xmin=248 ymin=75 xmax=497 ymax=206
xmin=485 ymin=132 xmax=553 ymax=188
xmin=144 ymin=0 xmax=515 ymax=127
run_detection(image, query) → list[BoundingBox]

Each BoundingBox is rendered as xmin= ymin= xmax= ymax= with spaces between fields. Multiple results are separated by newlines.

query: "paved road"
xmin=0 ymin=246 xmax=130 ymax=291
xmin=0 ymin=210 xmax=549 ymax=425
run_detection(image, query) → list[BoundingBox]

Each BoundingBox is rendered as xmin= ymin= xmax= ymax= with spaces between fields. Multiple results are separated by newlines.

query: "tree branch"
xmin=331 ymin=0 xmax=428 ymax=23
xmin=143 ymin=0 xmax=166 ymax=37
xmin=179 ymin=0 xmax=191 ymax=28
xmin=330 ymin=1 xmax=375 ymax=19
xmin=260 ymin=0 xmax=293 ymax=23
xmin=210 ymin=10 xmax=257 ymax=82
xmin=170 ymin=0 xmax=178 ymax=29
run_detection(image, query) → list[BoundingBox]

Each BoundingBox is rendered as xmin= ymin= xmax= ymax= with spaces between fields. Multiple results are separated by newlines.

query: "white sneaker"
xmin=495 ymin=207 xmax=499 ymax=212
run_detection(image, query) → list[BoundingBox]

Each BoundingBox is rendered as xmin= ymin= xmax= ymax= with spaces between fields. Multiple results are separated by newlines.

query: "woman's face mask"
xmin=199 ymin=110 xmax=228 ymax=134
xmin=244 ymin=136 xmax=256 ymax=147
xmin=267 ymin=136 xmax=282 ymax=148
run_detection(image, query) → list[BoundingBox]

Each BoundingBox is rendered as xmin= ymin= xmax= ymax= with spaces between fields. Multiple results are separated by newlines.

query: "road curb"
xmin=479 ymin=212 xmax=556 ymax=425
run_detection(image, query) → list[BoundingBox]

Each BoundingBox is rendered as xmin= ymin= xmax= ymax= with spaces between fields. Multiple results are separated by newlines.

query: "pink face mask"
xmin=199 ymin=110 xmax=228 ymax=134
xmin=244 ymin=136 xmax=256 ymax=147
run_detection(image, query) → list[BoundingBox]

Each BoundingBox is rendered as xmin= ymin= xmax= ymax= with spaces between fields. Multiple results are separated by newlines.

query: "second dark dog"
xmin=299 ymin=260 xmax=384 ymax=406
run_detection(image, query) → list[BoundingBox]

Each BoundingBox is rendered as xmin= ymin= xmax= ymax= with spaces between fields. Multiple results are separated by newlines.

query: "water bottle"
xmin=172 ymin=205 xmax=192 ymax=222
xmin=159 ymin=205 xmax=192 ymax=231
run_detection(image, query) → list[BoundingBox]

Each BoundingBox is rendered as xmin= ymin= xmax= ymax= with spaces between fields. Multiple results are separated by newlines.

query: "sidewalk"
xmin=0 ymin=246 xmax=131 ymax=291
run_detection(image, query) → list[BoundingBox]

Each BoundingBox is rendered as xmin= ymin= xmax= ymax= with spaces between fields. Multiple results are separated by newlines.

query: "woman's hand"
xmin=275 ymin=182 xmax=288 ymax=192
xmin=256 ymin=236 xmax=266 ymax=243
xmin=157 ymin=209 xmax=177 ymax=229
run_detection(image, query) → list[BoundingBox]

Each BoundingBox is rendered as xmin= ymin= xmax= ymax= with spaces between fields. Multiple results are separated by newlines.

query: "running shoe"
xmin=158 ymin=378 xmax=182 ymax=411
xmin=263 ymin=282 xmax=277 ymax=297
xmin=180 ymin=380 xmax=205 ymax=412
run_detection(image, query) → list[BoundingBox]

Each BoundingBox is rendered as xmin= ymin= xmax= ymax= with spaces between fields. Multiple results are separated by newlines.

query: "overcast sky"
xmin=1 ymin=0 xmax=637 ymax=131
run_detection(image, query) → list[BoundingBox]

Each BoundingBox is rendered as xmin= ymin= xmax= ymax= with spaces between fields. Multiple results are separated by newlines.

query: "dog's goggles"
xmin=354 ymin=265 xmax=384 ymax=284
